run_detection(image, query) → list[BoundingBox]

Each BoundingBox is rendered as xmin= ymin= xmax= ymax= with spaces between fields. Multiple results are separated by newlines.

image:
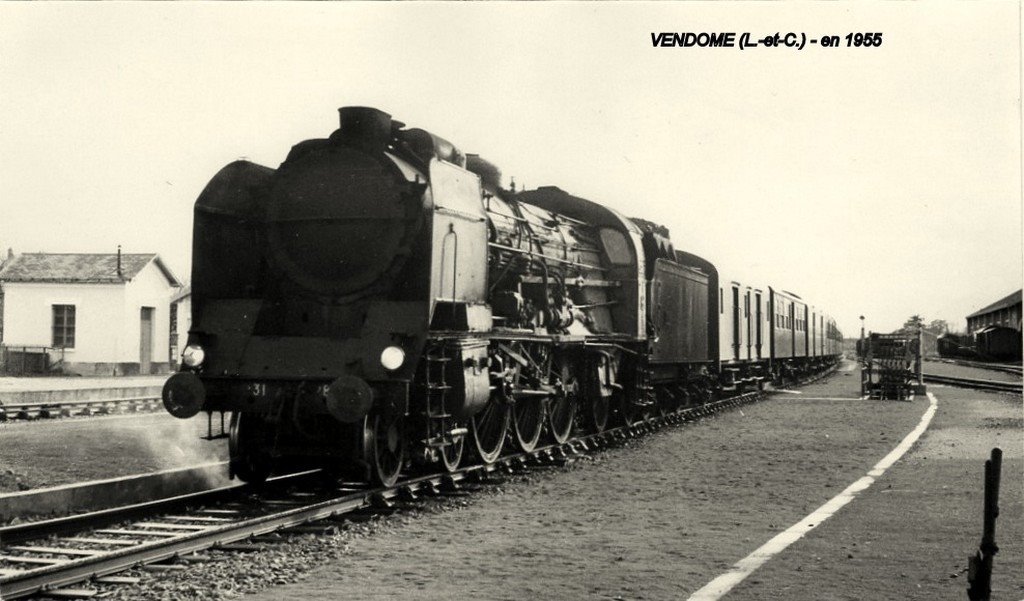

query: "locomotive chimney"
xmin=466 ymin=154 xmax=503 ymax=192
xmin=337 ymin=106 xmax=392 ymax=153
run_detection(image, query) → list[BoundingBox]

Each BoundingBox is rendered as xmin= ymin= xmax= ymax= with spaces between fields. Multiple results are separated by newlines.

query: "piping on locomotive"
xmin=162 ymin=107 xmax=842 ymax=486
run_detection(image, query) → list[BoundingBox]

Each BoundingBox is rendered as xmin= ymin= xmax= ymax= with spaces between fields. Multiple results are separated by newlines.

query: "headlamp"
xmin=182 ymin=343 xmax=206 ymax=368
xmin=380 ymin=346 xmax=405 ymax=371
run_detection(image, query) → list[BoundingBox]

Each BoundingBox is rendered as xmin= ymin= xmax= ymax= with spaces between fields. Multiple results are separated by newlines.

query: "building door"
xmin=140 ymin=307 xmax=154 ymax=374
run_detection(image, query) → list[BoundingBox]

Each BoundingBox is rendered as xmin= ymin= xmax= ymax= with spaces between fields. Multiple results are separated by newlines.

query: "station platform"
xmin=0 ymin=375 xmax=168 ymax=405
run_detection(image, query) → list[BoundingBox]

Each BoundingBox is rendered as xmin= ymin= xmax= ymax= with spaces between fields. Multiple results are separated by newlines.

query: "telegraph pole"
xmin=858 ymin=315 xmax=865 ymax=358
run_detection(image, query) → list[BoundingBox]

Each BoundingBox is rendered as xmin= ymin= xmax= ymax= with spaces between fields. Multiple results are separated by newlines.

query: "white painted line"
xmin=774 ymin=389 xmax=803 ymax=395
xmin=687 ymin=391 xmax=939 ymax=601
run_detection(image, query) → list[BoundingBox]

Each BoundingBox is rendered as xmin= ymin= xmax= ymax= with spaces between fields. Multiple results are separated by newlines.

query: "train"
xmin=161 ymin=106 xmax=843 ymax=486
xmin=936 ymin=333 xmax=976 ymax=360
xmin=937 ymin=328 xmax=1022 ymax=361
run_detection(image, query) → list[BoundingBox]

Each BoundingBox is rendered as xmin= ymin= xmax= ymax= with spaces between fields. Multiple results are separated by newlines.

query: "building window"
xmin=52 ymin=304 xmax=76 ymax=348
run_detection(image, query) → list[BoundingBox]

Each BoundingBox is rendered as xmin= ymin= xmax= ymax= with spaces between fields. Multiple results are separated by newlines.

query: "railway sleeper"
xmin=215 ymin=543 xmax=266 ymax=553
xmin=141 ymin=563 xmax=188 ymax=572
xmin=37 ymin=587 xmax=99 ymax=599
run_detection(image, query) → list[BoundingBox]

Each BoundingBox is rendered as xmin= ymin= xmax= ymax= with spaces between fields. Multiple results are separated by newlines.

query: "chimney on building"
xmin=116 ymin=245 xmax=123 ymax=278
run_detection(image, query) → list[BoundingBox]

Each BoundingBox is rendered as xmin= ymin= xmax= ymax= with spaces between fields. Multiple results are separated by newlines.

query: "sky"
xmin=0 ymin=2 xmax=1020 ymax=336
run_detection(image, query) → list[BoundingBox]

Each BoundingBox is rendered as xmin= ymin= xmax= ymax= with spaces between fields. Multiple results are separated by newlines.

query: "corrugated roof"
xmin=0 ymin=253 xmax=182 ymax=286
xmin=966 ymin=289 xmax=1022 ymax=319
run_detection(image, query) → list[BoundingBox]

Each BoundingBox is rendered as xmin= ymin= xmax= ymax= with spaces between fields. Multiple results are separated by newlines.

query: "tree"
xmin=896 ymin=315 xmax=949 ymax=356
xmin=903 ymin=315 xmax=925 ymax=330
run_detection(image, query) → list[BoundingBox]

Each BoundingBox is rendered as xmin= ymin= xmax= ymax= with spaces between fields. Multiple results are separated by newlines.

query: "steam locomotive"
xmin=162 ymin=107 xmax=843 ymax=486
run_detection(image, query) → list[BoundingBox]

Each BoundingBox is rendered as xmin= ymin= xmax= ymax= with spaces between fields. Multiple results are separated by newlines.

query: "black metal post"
xmin=967 ymin=447 xmax=1002 ymax=601
xmin=915 ymin=327 xmax=923 ymax=387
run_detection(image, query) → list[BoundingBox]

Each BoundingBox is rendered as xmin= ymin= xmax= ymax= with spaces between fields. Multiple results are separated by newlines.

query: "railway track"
xmin=0 ymin=396 xmax=162 ymax=422
xmin=926 ymin=357 xmax=1023 ymax=376
xmin=922 ymin=373 xmax=1023 ymax=394
xmin=0 ymin=366 xmax=841 ymax=599
xmin=0 ymin=389 xmax=772 ymax=599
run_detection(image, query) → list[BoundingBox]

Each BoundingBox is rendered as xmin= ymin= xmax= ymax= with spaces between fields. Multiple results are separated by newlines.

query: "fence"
xmin=0 ymin=345 xmax=65 ymax=376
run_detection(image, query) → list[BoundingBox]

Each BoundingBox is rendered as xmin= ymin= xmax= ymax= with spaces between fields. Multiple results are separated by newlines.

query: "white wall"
xmin=172 ymin=295 xmax=192 ymax=364
xmin=1 ymin=260 xmax=178 ymax=367
xmin=124 ymin=261 xmax=175 ymax=364
xmin=1 ymin=282 xmax=126 ymax=363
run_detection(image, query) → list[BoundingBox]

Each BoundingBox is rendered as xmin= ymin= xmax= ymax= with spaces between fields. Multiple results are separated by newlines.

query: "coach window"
xmin=52 ymin=304 xmax=76 ymax=349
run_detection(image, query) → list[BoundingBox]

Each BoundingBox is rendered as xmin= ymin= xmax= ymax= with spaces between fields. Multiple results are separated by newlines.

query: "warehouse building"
xmin=965 ymin=289 xmax=1022 ymax=335
xmin=0 ymin=252 xmax=182 ymax=375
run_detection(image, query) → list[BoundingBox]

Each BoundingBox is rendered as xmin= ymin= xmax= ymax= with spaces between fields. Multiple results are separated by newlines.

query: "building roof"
xmin=171 ymin=284 xmax=192 ymax=303
xmin=0 ymin=253 xmax=182 ymax=286
xmin=966 ymin=289 xmax=1023 ymax=320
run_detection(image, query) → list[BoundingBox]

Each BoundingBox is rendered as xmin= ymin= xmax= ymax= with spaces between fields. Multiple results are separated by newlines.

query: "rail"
xmin=0 ymin=394 xmax=766 ymax=599
xmin=0 ymin=462 xmax=231 ymax=523
xmin=921 ymin=373 xmax=1022 ymax=394
xmin=925 ymin=357 xmax=1022 ymax=376
xmin=0 ymin=395 xmax=162 ymax=421
xmin=0 ymin=365 xmax=839 ymax=599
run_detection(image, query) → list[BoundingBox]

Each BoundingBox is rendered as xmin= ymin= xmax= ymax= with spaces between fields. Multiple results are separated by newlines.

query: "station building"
xmin=169 ymin=285 xmax=191 ymax=370
xmin=965 ymin=289 xmax=1022 ymax=335
xmin=0 ymin=252 xmax=182 ymax=376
